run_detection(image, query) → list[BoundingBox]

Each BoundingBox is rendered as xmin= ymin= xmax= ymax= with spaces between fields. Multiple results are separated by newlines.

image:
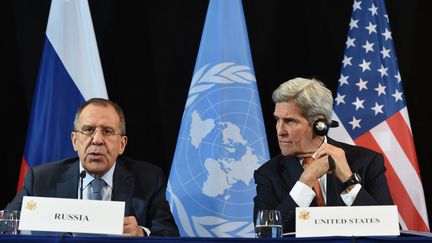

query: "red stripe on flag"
xmin=387 ymin=112 xmax=421 ymax=176
xmin=17 ymin=157 xmax=29 ymax=193
xmin=355 ymin=131 xmax=429 ymax=232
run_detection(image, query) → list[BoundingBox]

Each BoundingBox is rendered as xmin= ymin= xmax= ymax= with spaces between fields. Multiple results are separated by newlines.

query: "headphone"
xmin=312 ymin=118 xmax=339 ymax=136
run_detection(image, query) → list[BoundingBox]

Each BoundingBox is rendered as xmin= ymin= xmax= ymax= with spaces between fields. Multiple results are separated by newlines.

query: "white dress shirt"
xmin=78 ymin=162 xmax=151 ymax=236
xmin=79 ymin=163 xmax=114 ymax=200
xmin=289 ymin=137 xmax=362 ymax=207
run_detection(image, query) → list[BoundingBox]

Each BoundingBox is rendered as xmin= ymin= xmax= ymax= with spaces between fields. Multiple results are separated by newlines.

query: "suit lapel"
xmin=281 ymin=156 xmax=304 ymax=192
xmin=281 ymin=156 xmax=322 ymax=206
xmin=278 ymin=139 xmax=352 ymax=207
xmin=326 ymin=173 xmax=343 ymax=206
xmin=57 ymin=160 xmax=80 ymax=199
xmin=279 ymin=152 xmax=346 ymax=206
xmin=112 ymin=160 xmax=135 ymax=216
xmin=326 ymin=137 xmax=350 ymax=206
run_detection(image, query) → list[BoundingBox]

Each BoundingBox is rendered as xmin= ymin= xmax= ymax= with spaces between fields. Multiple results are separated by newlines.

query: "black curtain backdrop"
xmin=1 ymin=0 xmax=431 ymax=229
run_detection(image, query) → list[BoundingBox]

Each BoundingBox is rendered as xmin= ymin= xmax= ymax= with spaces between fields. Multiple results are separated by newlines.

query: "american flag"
xmin=329 ymin=0 xmax=429 ymax=231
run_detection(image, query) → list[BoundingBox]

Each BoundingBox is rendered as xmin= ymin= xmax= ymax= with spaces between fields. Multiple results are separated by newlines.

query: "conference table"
xmin=1 ymin=234 xmax=432 ymax=243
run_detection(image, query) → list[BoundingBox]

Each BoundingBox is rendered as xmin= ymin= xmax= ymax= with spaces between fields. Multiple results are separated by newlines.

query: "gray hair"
xmin=73 ymin=98 xmax=126 ymax=135
xmin=272 ymin=77 xmax=333 ymax=123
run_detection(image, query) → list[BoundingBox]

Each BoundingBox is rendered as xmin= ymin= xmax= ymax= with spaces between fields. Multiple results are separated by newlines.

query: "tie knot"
xmin=303 ymin=157 xmax=314 ymax=166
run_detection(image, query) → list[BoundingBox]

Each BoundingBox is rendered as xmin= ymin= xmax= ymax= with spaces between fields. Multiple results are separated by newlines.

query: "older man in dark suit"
xmin=6 ymin=98 xmax=179 ymax=237
xmin=253 ymin=78 xmax=394 ymax=233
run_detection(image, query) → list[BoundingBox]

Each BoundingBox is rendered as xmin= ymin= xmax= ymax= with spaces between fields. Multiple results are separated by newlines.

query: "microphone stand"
xmin=79 ymin=170 xmax=86 ymax=199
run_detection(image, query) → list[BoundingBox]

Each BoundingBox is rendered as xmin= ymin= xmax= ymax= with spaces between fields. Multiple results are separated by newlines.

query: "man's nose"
xmin=276 ymin=122 xmax=286 ymax=136
xmin=91 ymin=129 xmax=105 ymax=144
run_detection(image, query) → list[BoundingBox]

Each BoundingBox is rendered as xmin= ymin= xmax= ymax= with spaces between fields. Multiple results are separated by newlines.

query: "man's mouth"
xmin=88 ymin=152 xmax=104 ymax=160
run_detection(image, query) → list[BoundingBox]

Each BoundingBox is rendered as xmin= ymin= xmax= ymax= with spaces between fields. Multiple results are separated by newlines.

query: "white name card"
xmin=19 ymin=196 xmax=125 ymax=235
xmin=295 ymin=205 xmax=399 ymax=237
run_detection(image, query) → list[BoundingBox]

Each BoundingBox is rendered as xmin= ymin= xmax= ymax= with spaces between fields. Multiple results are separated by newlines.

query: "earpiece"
xmin=312 ymin=119 xmax=339 ymax=136
xmin=312 ymin=119 xmax=329 ymax=136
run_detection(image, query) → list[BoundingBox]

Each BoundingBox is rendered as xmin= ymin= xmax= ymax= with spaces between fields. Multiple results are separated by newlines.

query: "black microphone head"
xmin=330 ymin=120 xmax=339 ymax=128
xmin=79 ymin=170 xmax=87 ymax=179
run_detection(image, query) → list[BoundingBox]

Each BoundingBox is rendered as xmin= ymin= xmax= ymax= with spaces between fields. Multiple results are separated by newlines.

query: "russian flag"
xmin=17 ymin=0 xmax=108 ymax=192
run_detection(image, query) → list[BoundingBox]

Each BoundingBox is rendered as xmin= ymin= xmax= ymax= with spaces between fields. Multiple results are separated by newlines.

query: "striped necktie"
xmin=303 ymin=157 xmax=325 ymax=206
xmin=91 ymin=178 xmax=106 ymax=200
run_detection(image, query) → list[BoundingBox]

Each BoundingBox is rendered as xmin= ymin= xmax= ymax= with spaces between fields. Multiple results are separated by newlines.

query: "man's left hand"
xmin=123 ymin=216 xmax=145 ymax=236
xmin=314 ymin=143 xmax=352 ymax=182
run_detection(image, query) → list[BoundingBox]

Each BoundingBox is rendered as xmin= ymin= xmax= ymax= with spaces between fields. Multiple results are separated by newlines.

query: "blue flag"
xmin=167 ymin=0 xmax=269 ymax=237
xmin=329 ymin=0 xmax=429 ymax=231
xmin=18 ymin=0 xmax=108 ymax=191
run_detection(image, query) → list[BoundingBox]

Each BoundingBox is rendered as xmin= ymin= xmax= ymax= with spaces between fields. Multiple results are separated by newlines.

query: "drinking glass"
xmin=255 ymin=209 xmax=283 ymax=238
xmin=0 ymin=210 xmax=20 ymax=235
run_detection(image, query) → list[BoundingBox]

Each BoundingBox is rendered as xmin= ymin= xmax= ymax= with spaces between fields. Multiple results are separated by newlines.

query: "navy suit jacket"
xmin=253 ymin=138 xmax=394 ymax=233
xmin=7 ymin=155 xmax=179 ymax=236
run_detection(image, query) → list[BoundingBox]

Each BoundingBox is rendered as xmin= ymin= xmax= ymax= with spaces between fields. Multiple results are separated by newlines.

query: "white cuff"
xmin=289 ymin=181 xmax=315 ymax=207
xmin=140 ymin=226 xmax=151 ymax=236
xmin=340 ymin=183 xmax=362 ymax=206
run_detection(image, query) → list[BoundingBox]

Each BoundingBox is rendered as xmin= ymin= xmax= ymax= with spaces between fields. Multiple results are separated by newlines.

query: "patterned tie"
xmin=91 ymin=178 xmax=106 ymax=200
xmin=303 ymin=157 xmax=325 ymax=206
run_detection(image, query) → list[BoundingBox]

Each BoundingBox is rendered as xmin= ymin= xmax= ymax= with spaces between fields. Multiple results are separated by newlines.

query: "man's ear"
xmin=71 ymin=132 xmax=78 ymax=151
xmin=119 ymin=136 xmax=128 ymax=154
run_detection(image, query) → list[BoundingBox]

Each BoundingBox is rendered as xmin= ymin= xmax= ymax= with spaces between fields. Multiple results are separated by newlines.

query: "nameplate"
xmin=19 ymin=196 xmax=125 ymax=235
xmin=295 ymin=205 xmax=399 ymax=237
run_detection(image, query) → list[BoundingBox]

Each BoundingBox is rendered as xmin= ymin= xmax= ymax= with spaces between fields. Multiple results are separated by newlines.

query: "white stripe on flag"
xmin=46 ymin=0 xmax=107 ymax=100
xmin=398 ymin=215 xmax=407 ymax=232
xmin=400 ymin=107 xmax=412 ymax=133
xmin=370 ymin=119 xmax=429 ymax=225
xmin=329 ymin=112 xmax=354 ymax=145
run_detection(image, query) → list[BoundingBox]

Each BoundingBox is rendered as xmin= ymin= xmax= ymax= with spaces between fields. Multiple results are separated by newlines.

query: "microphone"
xmin=79 ymin=170 xmax=86 ymax=199
xmin=329 ymin=120 xmax=339 ymax=128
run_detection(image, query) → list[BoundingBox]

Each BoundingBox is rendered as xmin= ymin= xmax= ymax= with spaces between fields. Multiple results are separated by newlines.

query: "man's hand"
xmin=313 ymin=143 xmax=352 ymax=182
xmin=123 ymin=216 xmax=145 ymax=236
xmin=299 ymin=155 xmax=329 ymax=187
xmin=299 ymin=143 xmax=352 ymax=187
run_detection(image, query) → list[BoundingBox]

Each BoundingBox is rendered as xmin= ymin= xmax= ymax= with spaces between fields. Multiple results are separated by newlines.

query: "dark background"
xmin=1 ymin=0 xmax=431 ymax=229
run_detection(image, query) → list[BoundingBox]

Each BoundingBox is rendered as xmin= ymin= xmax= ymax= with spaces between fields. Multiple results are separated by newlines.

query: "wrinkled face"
xmin=71 ymin=104 xmax=127 ymax=177
xmin=274 ymin=101 xmax=319 ymax=157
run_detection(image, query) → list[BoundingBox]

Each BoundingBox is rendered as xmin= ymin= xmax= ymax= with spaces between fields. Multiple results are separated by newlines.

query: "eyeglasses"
xmin=74 ymin=126 xmax=122 ymax=138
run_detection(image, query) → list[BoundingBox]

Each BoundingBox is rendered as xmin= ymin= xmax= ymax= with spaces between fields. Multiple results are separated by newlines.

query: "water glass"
xmin=0 ymin=210 xmax=20 ymax=235
xmin=255 ymin=209 xmax=283 ymax=238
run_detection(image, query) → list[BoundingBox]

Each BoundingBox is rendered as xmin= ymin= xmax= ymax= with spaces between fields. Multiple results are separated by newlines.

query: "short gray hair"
xmin=73 ymin=98 xmax=126 ymax=135
xmin=272 ymin=77 xmax=333 ymax=123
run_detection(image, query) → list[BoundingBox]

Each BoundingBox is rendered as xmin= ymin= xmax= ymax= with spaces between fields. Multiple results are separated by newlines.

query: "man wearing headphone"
xmin=253 ymin=77 xmax=394 ymax=234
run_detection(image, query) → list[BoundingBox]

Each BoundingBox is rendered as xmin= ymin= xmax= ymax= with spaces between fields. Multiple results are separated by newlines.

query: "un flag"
xmin=166 ymin=0 xmax=269 ymax=238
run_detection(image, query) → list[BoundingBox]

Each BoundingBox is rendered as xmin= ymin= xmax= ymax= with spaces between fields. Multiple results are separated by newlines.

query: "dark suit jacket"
xmin=253 ymin=138 xmax=394 ymax=233
xmin=6 ymin=155 xmax=179 ymax=236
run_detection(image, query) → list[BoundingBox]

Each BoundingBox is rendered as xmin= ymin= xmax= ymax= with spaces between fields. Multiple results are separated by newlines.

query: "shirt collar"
xmin=79 ymin=162 xmax=116 ymax=189
xmin=311 ymin=136 xmax=328 ymax=159
xmin=298 ymin=136 xmax=328 ymax=164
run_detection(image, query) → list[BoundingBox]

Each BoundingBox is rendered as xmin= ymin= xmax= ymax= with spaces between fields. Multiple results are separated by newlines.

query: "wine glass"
xmin=255 ymin=209 xmax=282 ymax=238
xmin=0 ymin=210 xmax=20 ymax=235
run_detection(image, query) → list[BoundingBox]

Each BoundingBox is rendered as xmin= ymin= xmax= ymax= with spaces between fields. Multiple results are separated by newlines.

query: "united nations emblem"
xmin=167 ymin=62 xmax=270 ymax=237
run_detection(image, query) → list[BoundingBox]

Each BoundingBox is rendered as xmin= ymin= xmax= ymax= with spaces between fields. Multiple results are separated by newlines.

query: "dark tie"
xmin=303 ymin=157 xmax=326 ymax=206
xmin=91 ymin=178 xmax=105 ymax=200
